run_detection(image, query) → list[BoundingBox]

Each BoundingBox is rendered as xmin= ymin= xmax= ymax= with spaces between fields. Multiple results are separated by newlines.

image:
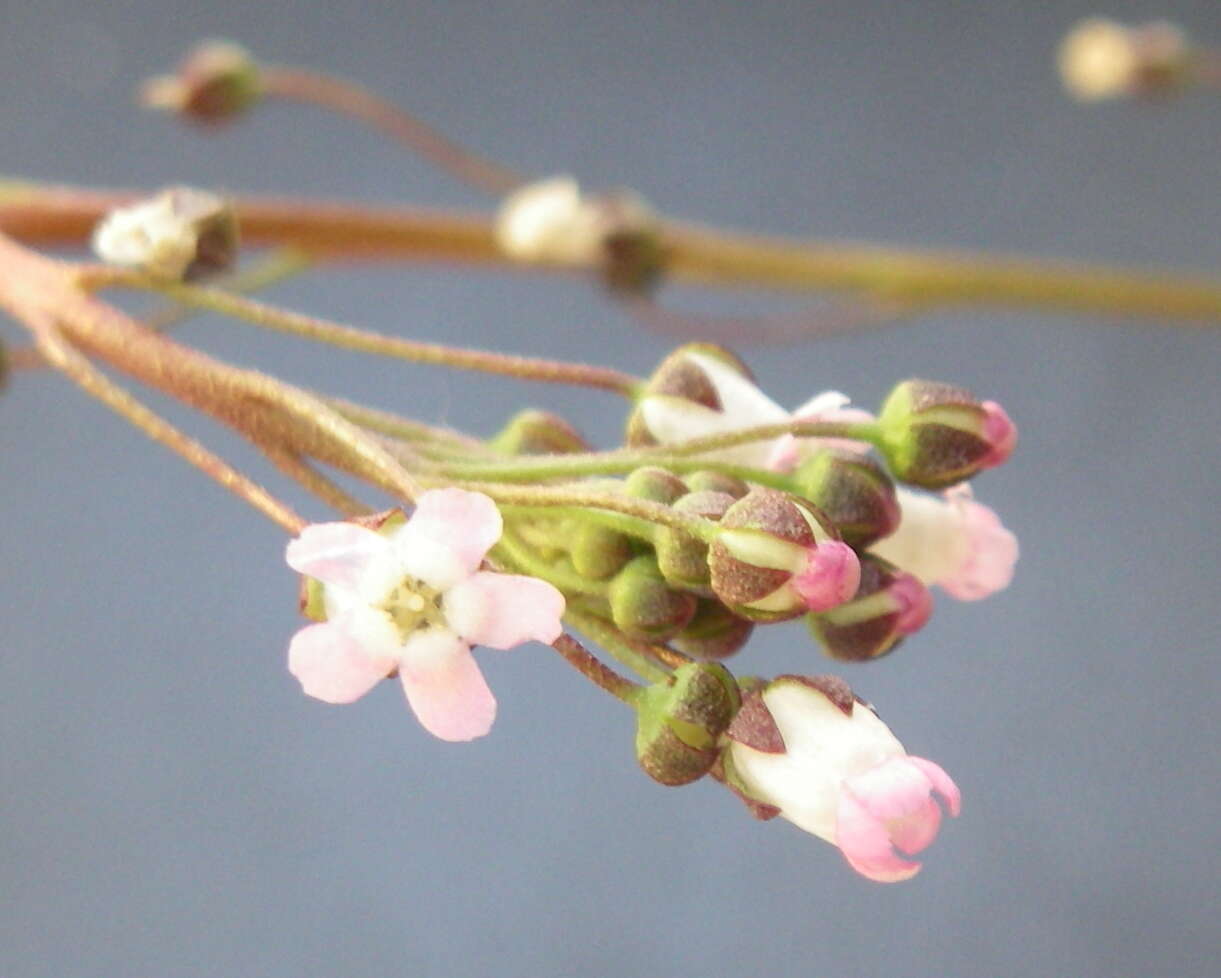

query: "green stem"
xmin=563 ymin=607 xmax=672 ymax=684
xmin=492 ymin=528 xmax=608 ymax=596
xmin=549 ymin=633 xmax=640 ymax=703
xmin=500 ymin=504 xmax=659 ymax=546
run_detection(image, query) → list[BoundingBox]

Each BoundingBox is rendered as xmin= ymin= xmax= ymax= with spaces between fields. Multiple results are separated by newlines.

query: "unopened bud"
xmin=683 ymin=469 xmax=750 ymax=498
xmin=877 ymin=380 xmax=1016 ymax=489
xmin=671 ymin=599 xmax=754 ymax=661
xmin=91 ymin=187 xmax=238 ymax=281
xmin=791 ymin=449 xmax=900 ymax=548
xmin=490 ymin=409 xmax=589 ymax=455
xmin=570 ymin=522 xmax=633 ymax=581
xmin=624 ymin=465 xmax=688 ymax=504
xmin=140 ymin=40 xmax=262 ymax=125
xmin=608 ymin=555 xmax=697 ymax=641
xmin=807 ymin=555 xmax=932 ymax=662
xmin=708 ymin=488 xmax=861 ymax=623
xmin=1059 ymin=18 xmax=1192 ymax=102
xmin=634 ymin=662 xmax=740 ymax=785
xmin=654 ymin=490 xmax=735 ymax=593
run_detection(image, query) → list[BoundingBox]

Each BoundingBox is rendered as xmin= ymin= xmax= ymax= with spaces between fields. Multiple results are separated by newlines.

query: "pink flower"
xmin=726 ymin=677 xmax=960 ymax=882
xmin=869 ymin=484 xmax=1018 ymax=600
xmin=766 ymin=390 xmax=875 ymax=473
xmin=285 ymin=489 xmax=566 ymax=741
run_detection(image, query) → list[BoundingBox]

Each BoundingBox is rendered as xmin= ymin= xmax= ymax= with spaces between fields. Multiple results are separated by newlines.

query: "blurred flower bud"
xmin=876 ymin=379 xmax=1016 ymax=489
xmin=722 ymin=675 xmax=960 ymax=882
xmin=1058 ymin=18 xmax=1192 ymax=102
xmin=671 ymin=599 xmax=754 ymax=661
xmin=91 ymin=187 xmax=237 ymax=281
xmin=683 ymin=469 xmax=750 ymax=498
xmin=140 ymin=40 xmax=262 ymax=125
xmin=490 ymin=409 xmax=589 ymax=455
xmin=571 ymin=522 xmax=634 ymax=581
xmin=654 ymin=489 xmax=735 ymax=593
xmin=807 ymin=555 xmax=932 ymax=662
xmin=626 ymin=344 xmax=788 ymax=465
xmin=870 ymin=484 xmax=1017 ymax=601
xmin=624 ymin=465 xmax=688 ymax=504
xmin=635 ymin=662 xmax=740 ymax=786
xmin=708 ymin=488 xmax=860 ymax=622
xmin=608 ymin=555 xmax=697 ymax=641
xmin=791 ymin=449 xmax=901 ymax=549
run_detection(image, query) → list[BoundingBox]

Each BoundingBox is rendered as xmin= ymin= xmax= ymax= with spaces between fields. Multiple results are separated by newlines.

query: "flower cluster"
xmin=285 ymin=342 xmax=1016 ymax=880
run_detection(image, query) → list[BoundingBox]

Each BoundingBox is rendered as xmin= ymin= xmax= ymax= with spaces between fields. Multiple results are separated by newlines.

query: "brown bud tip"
xmin=634 ymin=662 xmax=740 ymax=786
xmin=654 ymin=490 xmax=735 ymax=593
xmin=671 ymin=599 xmax=754 ymax=661
xmin=792 ymin=449 xmax=900 ymax=548
xmin=140 ymin=40 xmax=262 ymax=125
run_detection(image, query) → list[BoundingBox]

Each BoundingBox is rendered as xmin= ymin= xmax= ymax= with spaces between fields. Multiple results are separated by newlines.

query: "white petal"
xmin=443 ymin=571 xmax=566 ymax=649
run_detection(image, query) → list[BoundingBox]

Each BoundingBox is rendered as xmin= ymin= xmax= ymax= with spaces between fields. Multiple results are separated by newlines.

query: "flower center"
xmin=379 ymin=577 xmax=447 ymax=641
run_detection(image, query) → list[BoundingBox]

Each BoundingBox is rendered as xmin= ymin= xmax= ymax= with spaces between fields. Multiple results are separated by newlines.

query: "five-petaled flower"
xmin=285 ymin=489 xmax=566 ymax=741
xmin=726 ymin=676 xmax=961 ymax=883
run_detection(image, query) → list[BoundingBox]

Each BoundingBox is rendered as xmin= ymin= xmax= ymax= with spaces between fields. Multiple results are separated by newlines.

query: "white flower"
xmin=494 ymin=176 xmax=605 ymax=266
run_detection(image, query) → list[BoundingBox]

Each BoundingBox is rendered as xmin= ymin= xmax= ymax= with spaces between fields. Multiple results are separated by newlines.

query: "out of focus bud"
xmin=807 ymin=555 xmax=932 ymax=662
xmin=571 ymin=522 xmax=633 ymax=581
xmin=708 ymin=488 xmax=860 ymax=623
xmin=490 ymin=409 xmax=589 ymax=455
xmin=1058 ymin=18 xmax=1192 ymax=101
xmin=91 ymin=187 xmax=238 ymax=281
xmin=624 ymin=465 xmax=688 ymax=504
xmin=791 ymin=449 xmax=900 ymax=549
xmin=870 ymin=485 xmax=1018 ymax=601
xmin=140 ymin=40 xmax=262 ymax=125
xmin=634 ymin=662 xmax=740 ymax=785
xmin=671 ymin=599 xmax=754 ymax=661
xmin=683 ymin=469 xmax=750 ymax=498
xmin=654 ymin=489 xmax=735 ymax=593
xmin=495 ymin=176 xmax=661 ymax=291
xmin=608 ymin=555 xmax=697 ymax=641
xmin=876 ymin=380 xmax=1016 ymax=489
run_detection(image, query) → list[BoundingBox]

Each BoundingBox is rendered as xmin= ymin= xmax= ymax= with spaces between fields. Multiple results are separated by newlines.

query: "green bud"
xmin=877 ymin=379 xmax=1013 ymax=489
xmin=625 ymin=343 xmax=754 ymax=448
xmin=671 ymin=599 xmax=754 ymax=661
xmin=624 ymin=465 xmax=688 ymax=504
xmin=791 ymin=449 xmax=900 ymax=548
xmin=608 ymin=555 xmax=697 ymax=641
xmin=654 ymin=490 xmax=734 ymax=593
xmin=490 ymin=409 xmax=589 ymax=455
xmin=634 ymin=662 xmax=740 ymax=785
xmin=683 ymin=469 xmax=750 ymax=498
xmin=141 ymin=40 xmax=263 ymax=126
xmin=570 ymin=522 xmax=633 ymax=580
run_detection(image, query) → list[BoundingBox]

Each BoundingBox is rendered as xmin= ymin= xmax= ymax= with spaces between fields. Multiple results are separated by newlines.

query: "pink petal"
xmin=908 ymin=755 xmax=962 ymax=817
xmin=398 ymin=630 xmax=497 ymax=741
xmin=979 ymin=400 xmax=1017 ymax=469
xmin=791 ymin=541 xmax=861 ymax=613
xmin=394 ymin=489 xmax=503 ymax=587
xmin=287 ymin=609 xmax=400 ymax=704
xmin=443 ymin=571 xmax=566 ymax=650
xmin=890 ymin=573 xmax=934 ymax=635
xmin=835 ymin=792 xmax=923 ymax=883
xmin=940 ymin=499 xmax=1019 ymax=601
xmin=887 ymin=800 xmax=944 ymax=856
xmin=285 ymin=522 xmax=389 ymax=592
xmin=843 ymin=756 xmax=938 ymax=821
xmin=765 ymin=434 xmax=802 ymax=473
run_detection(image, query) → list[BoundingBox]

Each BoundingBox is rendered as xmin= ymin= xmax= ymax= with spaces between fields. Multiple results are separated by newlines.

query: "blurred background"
xmin=1 ymin=1 xmax=1218 ymax=976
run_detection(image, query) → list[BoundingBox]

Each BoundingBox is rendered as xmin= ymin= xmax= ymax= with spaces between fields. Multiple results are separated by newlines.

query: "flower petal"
xmin=285 ymin=522 xmax=390 ymax=595
xmin=908 ymin=755 xmax=962 ymax=817
xmin=443 ymin=571 xmax=566 ymax=649
xmin=287 ymin=607 xmax=400 ymax=704
xmin=398 ymin=630 xmax=497 ymax=741
xmin=836 ymin=792 xmax=923 ymax=883
xmin=939 ymin=498 xmax=1019 ymax=601
xmin=843 ymin=756 xmax=937 ymax=821
xmin=393 ymin=489 xmax=503 ymax=589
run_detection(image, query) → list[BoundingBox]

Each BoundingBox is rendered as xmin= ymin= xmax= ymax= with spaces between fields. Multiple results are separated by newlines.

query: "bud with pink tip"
xmin=807 ymin=555 xmax=933 ymax=662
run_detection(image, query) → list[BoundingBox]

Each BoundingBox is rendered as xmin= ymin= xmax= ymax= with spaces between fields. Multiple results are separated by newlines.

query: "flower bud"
xmin=683 ymin=469 xmax=750 ymax=498
xmin=876 ymin=380 xmax=1016 ymax=489
xmin=570 ymin=522 xmax=634 ymax=581
xmin=708 ymin=488 xmax=861 ymax=622
xmin=624 ymin=465 xmax=688 ymax=504
xmin=807 ymin=555 xmax=932 ymax=662
xmin=721 ymin=675 xmax=961 ymax=882
xmin=634 ymin=662 xmax=740 ymax=785
xmin=654 ymin=490 xmax=735 ymax=593
xmin=670 ymin=599 xmax=754 ymax=661
xmin=625 ymin=345 xmax=788 ymax=466
xmin=608 ymin=555 xmax=697 ymax=641
xmin=490 ymin=409 xmax=589 ymax=455
xmin=791 ymin=449 xmax=901 ymax=548
xmin=91 ymin=187 xmax=238 ymax=281
xmin=140 ymin=40 xmax=262 ymax=125
xmin=1058 ymin=18 xmax=1192 ymax=102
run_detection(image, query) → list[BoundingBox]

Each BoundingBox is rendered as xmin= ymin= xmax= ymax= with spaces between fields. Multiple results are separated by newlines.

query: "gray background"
xmin=2 ymin=1 xmax=1219 ymax=976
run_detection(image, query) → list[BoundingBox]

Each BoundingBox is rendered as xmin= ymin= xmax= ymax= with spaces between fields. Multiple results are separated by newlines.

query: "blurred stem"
xmin=6 ymin=180 xmax=1221 ymax=325
xmin=493 ymin=527 xmax=608 ymax=597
